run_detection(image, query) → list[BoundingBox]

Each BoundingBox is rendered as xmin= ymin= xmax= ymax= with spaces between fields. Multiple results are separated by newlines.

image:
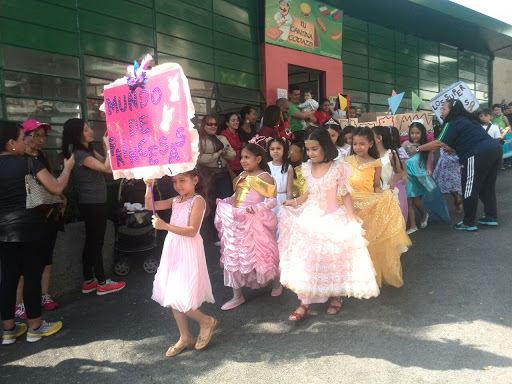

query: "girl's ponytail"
xmin=372 ymin=126 xmax=403 ymax=171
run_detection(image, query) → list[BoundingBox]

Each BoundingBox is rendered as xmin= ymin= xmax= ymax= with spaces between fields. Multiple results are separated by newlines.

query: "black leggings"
xmin=79 ymin=203 xmax=107 ymax=283
xmin=0 ymin=241 xmax=44 ymax=320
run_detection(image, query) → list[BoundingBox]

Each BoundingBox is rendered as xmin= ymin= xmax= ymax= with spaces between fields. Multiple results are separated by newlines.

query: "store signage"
xmin=264 ymin=0 xmax=343 ymax=59
xmin=430 ymin=81 xmax=479 ymax=122
xmin=103 ymin=63 xmax=198 ymax=180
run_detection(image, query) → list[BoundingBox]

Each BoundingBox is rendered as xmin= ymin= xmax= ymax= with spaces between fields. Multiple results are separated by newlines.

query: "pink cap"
xmin=21 ymin=120 xmax=52 ymax=134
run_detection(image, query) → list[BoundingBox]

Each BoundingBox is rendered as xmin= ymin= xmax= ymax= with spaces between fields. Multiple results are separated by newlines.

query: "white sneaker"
xmin=420 ymin=213 xmax=429 ymax=229
xmin=406 ymin=227 xmax=418 ymax=235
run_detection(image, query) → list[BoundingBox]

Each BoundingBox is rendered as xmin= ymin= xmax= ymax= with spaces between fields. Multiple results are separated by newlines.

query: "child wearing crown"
xmin=214 ymin=139 xmax=282 ymax=311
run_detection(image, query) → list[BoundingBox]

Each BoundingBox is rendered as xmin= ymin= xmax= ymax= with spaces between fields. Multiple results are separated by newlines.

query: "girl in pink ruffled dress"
xmin=145 ymin=169 xmax=217 ymax=357
xmin=215 ymin=142 xmax=281 ymax=311
xmin=279 ymin=128 xmax=379 ymax=322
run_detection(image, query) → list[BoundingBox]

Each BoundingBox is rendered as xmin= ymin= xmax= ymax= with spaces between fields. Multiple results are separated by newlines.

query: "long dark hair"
xmin=242 ymin=143 xmax=270 ymax=173
xmin=0 ymin=120 xmax=22 ymax=151
xmin=323 ymin=120 xmax=345 ymax=147
xmin=262 ymin=105 xmax=280 ymax=128
xmin=390 ymin=126 xmax=401 ymax=148
xmin=198 ymin=115 xmax=223 ymax=154
xmin=267 ymin=137 xmax=290 ymax=174
xmin=218 ymin=112 xmax=238 ymax=135
xmin=303 ymin=127 xmax=338 ymax=163
xmin=177 ymin=168 xmax=210 ymax=216
xmin=409 ymin=122 xmax=429 ymax=166
xmin=372 ymin=126 xmax=403 ymax=170
xmin=351 ymin=126 xmax=379 ymax=159
xmin=62 ymin=118 xmax=91 ymax=158
xmin=443 ymin=99 xmax=480 ymax=124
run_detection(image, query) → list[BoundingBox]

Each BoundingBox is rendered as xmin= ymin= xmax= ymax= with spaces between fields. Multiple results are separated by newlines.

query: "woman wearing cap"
xmin=62 ymin=118 xmax=125 ymax=295
xmin=13 ymin=120 xmax=65 ymax=321
xmin=411 ymin=99 xmax=501 ymax=231
xmin=1 ymin=120 xmax=74 ymax=344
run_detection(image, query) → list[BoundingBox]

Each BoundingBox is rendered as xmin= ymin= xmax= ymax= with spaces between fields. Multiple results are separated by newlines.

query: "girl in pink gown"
xmin=145 ymin=169 xmax=217 ymax=357
xmin=279 ymin=128 xmax=379 ymax=322
xmin=215 ymin=143 xmax=281 ymax=311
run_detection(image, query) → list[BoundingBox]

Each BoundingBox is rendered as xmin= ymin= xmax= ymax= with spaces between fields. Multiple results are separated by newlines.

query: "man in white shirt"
xmin=479 ymin=109 xmax=501 ymax=139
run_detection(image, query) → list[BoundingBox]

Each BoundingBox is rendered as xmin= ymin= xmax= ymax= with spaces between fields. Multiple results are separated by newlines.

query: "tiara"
xmin=411 ymin=119 xmax=425 ymax=125
xmin=324 ymin=118 xmax=340 ymax=126
xmin=248 ymin=134 xmax=268 ymax=150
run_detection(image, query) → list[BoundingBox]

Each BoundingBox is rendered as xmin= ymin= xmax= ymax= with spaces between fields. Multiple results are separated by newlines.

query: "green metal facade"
xmin=0 ymin=0 xmax=493 ymax=136
xmin=342 ymin=15 xmax=491 ymax=113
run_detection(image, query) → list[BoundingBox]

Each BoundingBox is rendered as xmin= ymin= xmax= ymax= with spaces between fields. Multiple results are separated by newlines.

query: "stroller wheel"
xmin=143 ymin=258 xmax=159 ymax=274
xmin=114 ymin=261 xmax=130 ymax=276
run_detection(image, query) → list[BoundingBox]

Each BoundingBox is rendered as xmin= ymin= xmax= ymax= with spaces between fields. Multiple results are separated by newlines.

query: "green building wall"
xmin=342 ymin=15 xmax=492 ymax=114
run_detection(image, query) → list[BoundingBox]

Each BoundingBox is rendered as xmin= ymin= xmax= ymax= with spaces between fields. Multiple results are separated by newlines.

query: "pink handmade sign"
xmin=102 ymin=62 xmax=198 ymax=180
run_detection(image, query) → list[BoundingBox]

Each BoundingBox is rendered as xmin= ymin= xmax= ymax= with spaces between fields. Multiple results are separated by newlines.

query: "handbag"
xmin=25 ymin=157 xmax=63 ymax=209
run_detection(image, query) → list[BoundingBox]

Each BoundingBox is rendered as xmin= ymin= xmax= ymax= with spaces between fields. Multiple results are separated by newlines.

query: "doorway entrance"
xmin=288 ymin=65 xmax=324 ymax=103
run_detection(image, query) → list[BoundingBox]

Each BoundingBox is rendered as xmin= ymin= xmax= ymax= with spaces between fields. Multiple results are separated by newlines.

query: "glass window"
xmin=2 ymin=46 xmax=79 ymax=78
xmin=84 ymin=56 xmax=129 ymax=80
xmin=87 ymin=98 xmax=106 ymax=121
xmin=4 ymin=71 xmax=81 ymax=101
xmin=188 ymin=79 xmax=215 ymax=98
xmin=86 ymin=77 xmax=111 ymax=99
xmin=5 ymin=98 xmax=81 ymax=124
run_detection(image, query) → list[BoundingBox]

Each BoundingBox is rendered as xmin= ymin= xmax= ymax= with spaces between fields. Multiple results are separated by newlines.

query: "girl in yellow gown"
xmin=346 ymin=127 xmax=411 ymax=288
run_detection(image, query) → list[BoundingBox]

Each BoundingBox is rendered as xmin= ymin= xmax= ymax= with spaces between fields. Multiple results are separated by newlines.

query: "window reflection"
xmin=6 ymin=98 xmax=81 ymax=124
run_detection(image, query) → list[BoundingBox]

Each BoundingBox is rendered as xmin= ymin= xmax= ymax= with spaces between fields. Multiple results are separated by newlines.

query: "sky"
xmin=449 ymin=0 xmax=512 ymax=25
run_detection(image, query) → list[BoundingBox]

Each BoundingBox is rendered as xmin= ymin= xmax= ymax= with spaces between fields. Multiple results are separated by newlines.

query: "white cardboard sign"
xmin=430 ymin=81 xmax=479 ymax=123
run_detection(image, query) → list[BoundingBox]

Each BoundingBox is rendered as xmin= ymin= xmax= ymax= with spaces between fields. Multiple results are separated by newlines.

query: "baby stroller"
xmin=113 ymin=179 xmax=161 ymax=275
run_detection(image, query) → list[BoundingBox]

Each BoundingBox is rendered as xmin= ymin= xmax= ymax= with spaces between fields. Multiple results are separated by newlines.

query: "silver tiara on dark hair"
xmin=324 ymin=118 xmax=340 ymax=126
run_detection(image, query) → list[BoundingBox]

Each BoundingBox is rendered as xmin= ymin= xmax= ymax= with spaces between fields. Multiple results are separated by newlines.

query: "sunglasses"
xmin=28 ymin=134 xmax=48 ymax=140
xmin=205 ymin=122 xmax=218 ymax=127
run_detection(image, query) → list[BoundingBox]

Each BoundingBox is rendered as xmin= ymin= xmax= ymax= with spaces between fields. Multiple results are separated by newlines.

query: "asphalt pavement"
xmin=1 ymin=171 xmax=512 ymax=384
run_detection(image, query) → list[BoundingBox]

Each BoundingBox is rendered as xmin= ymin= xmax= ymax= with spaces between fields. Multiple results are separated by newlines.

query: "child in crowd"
xmin=324 ymin=118 xmax=351 ymax=160
xmin=402 ymin=121 xmax=449 ymax=234
xmin=479 ymin=109 xmax=502 ymax=140
xmin=343 ymin=125 xmax=355 ymax=146
xmin=289 ymin=143 xmax=307 ymax=197
xmin=402 ymin=121 xmax=433 ymax=234
xmin=372 ymin=126 xmax=404 ymax=198
xmin=298 ymin=90 xmax=319 ymax=129
xmin=346 ymin=127 xmax=410 ymax=288
xmin=215 ymin=142 xmax=281 ymax=310
xmin=267 ymin=138 xmax=294 ymax=216
xmin=390 ymin=126 xmax=409 ymax=222
xmin=145 ymin=169 xmax=217 ymax=357
xmin=491 ymin=104 xmax=512 ymax=167
xmin=279 ymin=128 xmax=379 ymax=322
xmin=433 ymin=147 xmax=463 ymax=213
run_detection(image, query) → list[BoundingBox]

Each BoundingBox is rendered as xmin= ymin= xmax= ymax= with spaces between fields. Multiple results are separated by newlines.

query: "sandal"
xmin=165 ymin=338 xmax=195 ymax=357
xmin=195 ymin=317 xmax=218 ymax=350
xmin=288 ymin=304 xmax=310 ymax=322
xmin=326 ymin=297 xmax=343 ymax=315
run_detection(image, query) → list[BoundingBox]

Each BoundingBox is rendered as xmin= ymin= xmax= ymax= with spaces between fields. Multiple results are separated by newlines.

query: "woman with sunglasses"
xmin=197 ymin=115 xmax=236 ymax=244
xmin=13 ymin=120 xmax=65 ymax=321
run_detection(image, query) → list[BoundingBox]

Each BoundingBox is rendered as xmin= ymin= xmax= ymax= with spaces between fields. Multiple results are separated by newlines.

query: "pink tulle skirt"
xmin=152 ymin=232 xmax=214 ymax=312
xmin=215 ymin=201 xmax=280 ymax=289
xmin=278 ymin=204 xmax=379 ymax=304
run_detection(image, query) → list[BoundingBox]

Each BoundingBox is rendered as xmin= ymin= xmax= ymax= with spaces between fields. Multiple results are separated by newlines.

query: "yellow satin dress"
xmin=292 ymin=164 xmax=307 ymax=198
xmin=346 ymin=155 xmax=411 ymax=288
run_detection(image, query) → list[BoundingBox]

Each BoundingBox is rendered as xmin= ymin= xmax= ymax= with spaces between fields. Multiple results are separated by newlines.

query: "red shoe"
xmin=41 ymin=294 xmax=59 ymax=311
xmin=96 ymin=279 xmax=126 ymax=296
xmin=326 ymin=297 xmax=343 ymax=315
xmin=289 ymin=304 xmax=310 ymax=322
xmin=81 ymin=279 xmax=99 ymax=293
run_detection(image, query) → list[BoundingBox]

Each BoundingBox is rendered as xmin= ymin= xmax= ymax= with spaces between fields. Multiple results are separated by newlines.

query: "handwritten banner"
xmin=376 ymin=112 xmax=434 ymax=133
xmin=430 ymin=81 xmax=479 ymax=123
xmin=103 ymin=63 xmax=198 ymax=180
xmin=336 ymin=118 xmax=358 ymax=128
